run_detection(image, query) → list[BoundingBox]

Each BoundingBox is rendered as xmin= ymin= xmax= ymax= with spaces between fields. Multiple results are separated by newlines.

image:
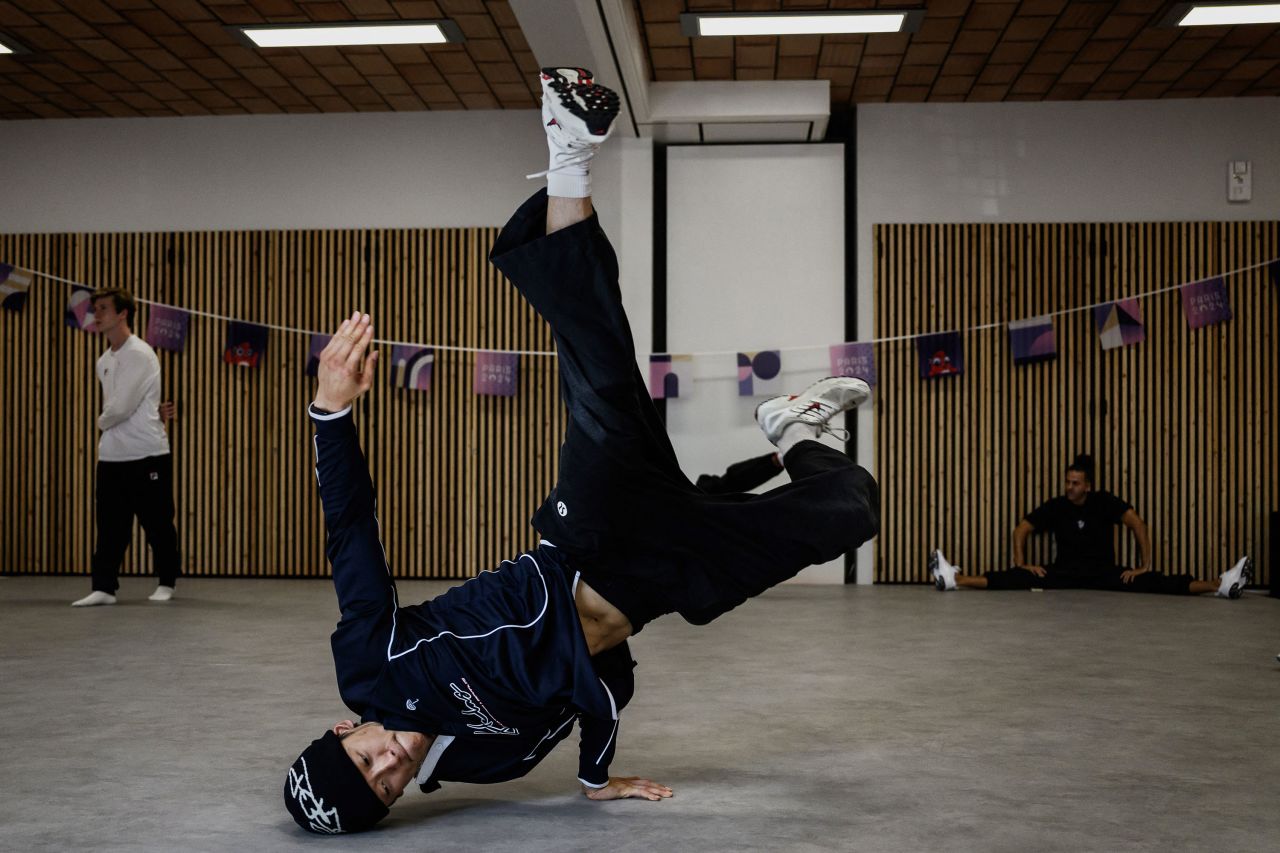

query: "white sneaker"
xmin=930 ymin=549 xmax=958 ymax=591
xmin=148 ymin=585 xmax=175 ymax=602
xmin=71 ymin=590 xmax=116 ymax=607
xmin=754 ymin=376 xmax=870 ymax=446
xmin=527 ymin=67 xmax=620 ymax=181
xmin=1216 ymin=556 xmax=1252 ymax=599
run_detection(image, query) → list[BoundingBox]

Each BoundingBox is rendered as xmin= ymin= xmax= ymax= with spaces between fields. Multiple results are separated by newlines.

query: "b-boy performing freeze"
xmin=930 ymin=455 xmax=1251 ymax=598
xmin=284 ymin=68 xmax=879 ymax=834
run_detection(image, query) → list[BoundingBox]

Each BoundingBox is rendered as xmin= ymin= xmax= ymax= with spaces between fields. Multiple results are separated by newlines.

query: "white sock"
xmin=545 ymin=148 xmax=592 ymax=198
xmin=777 ymin=423 xmax=820 ymax=460
xmin=149 ymin=585 xmax=175 ymax=602
xmin=71 ymin=590 xmax=116 ymax=607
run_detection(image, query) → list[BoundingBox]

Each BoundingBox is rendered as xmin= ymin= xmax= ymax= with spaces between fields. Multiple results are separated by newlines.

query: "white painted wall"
xmin=0 ymin=106 xmax=651 ymax=352
xmin=1 ymin=110 xmax=557 ymax=232
xmin=854 ymin=95 xmax=1280 ymax=582
xmin=665 ymin=144 xmax=847 ymax=584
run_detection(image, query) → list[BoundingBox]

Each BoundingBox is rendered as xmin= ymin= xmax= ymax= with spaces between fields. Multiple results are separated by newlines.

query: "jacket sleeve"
xmin=310 ymin=404 xmax=397 ymax=712
xmin=577 ymin=641 xmax=636 ymax=787
xmin=577 ymin=713 xmax=619 ymax=788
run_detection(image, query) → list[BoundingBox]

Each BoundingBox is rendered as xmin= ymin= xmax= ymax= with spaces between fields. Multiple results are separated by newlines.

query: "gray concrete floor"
xmin=1 ymin=575 xmax=1277 ymax=853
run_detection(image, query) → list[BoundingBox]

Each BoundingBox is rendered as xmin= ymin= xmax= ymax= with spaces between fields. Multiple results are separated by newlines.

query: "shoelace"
xmin=788 ymin=399 xmax=852 ymax=442
xmin=525 ymin=148 xmax=596 ymax=180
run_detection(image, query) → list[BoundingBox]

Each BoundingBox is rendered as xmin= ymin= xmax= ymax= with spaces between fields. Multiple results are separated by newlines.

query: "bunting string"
xmin=6 ymin=253 xmax=1278 ymax=358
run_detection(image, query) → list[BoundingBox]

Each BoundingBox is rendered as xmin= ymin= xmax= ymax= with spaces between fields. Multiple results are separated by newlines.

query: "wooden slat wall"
xmin=0 ymin=228 xmax=563 ymax=580
xmin=875 ymin=221 xmax=1278 ymax=585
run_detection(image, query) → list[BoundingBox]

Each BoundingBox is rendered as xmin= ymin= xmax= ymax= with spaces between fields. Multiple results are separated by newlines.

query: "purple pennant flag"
xmin=828 ymin=342 xmax=877 ymax=386
xmin=145 ymin=304 xmax=190 ymax=352
xmin=1179 ymin=277 xmax=1232 ymax=329
xmin=649 ymin=354 xmax=691 ymax=400
xmin=916 ymin=332 xmax=963 ymax=379
xmin=474 ymin=350 xmax=518 ymax=397
xmin=737 ymin=349 xmax=783 ymax=397
xmin=0 ymin=264 xmax=33 ymax=312
xmin=305 ymin=334 xmax=331 ymax=377
xmin=1094 ymin=298 xmax=1145 ymax=350
xmin=1008 ymin=316 xmax=1057 ymax=365
xmin=224 ymin=321 xmax=268 ymax=368
xmin=66 ymin=285 xmax=98 ymax=331
xmin=391 ymin=345 xmax=434 ymax=391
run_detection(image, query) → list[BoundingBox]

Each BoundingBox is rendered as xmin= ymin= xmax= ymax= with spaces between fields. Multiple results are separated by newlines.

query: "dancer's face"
xmin=334 ymin=720 xmax=430 ymax=805
xmin=1063 ymin=471 xmax=1091 ymax=505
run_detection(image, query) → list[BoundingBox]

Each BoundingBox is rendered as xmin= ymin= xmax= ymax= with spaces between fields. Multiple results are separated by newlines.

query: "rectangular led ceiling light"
xmin=1172 ymin=2 xmax=1280 ymax=25
xmin=680 ymin=10 xmax=924 ymax=37
xmin=237 ymin=20 xmax=463 ymax=48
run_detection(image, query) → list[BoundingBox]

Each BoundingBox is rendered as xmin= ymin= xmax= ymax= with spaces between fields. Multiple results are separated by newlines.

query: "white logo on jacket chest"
xmin=450 ymin=678 xmax=519 ymax=736
xmin=1077 ymin=520 xmax=1085 ymax=529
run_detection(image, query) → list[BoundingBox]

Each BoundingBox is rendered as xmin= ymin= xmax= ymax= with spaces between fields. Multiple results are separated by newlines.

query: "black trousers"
xmin=695 ymin=453 xmax=782 ymax=495
xmin=490 ymin=191 xmax=879 ymax=631
xmin=983 ymin=564 xmax=1196 ymax=595
xmin=90 ymin=454 xmax=181 ymax=593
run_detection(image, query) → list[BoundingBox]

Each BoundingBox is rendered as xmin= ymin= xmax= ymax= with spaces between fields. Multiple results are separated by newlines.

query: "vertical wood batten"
xmin=875 ymin=221 xmax=1278 ymax=586
xmin=2 ymin=227 xmax=561 ymax=581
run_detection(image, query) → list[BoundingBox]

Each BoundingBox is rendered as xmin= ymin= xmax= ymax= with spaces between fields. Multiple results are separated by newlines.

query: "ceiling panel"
xmin=635 ymin=0 xmax=1280 ymax=104
xmin=0 ymin=0 xmax=540 ymax=119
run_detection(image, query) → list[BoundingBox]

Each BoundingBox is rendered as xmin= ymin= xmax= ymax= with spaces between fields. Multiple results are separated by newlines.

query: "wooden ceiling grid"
xmin=0 ymin=1 xmax=1277 ymax=119
xmin=634 ymin=0 xmax=1280 ymax=103
xmin=0 ymin=0 xmax=541 ymax=119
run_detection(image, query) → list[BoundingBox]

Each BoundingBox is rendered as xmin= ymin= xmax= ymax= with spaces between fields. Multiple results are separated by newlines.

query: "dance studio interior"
xmin=1 ymin=2 xmax=1277 ymax=851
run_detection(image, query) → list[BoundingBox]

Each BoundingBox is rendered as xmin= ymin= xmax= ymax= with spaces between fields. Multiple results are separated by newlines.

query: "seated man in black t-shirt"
xmin=928 ymin=455 xmax=1251 ymax=597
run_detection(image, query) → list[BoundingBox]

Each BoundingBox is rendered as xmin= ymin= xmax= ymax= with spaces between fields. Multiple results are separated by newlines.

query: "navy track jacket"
xmin=309 ymin=404 xmax=635 ymax=791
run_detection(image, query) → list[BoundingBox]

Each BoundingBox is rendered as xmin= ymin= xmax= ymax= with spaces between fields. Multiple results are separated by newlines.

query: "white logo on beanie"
xmin=288 ymin=757 xmax=343 ymax=834
xmin=406 ymin=697 xmax=419 ymax=711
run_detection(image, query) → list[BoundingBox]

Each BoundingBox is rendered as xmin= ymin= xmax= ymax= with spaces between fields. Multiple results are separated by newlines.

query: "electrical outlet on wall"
xmin=1228 ymin=160 xmax=1252 ymax=203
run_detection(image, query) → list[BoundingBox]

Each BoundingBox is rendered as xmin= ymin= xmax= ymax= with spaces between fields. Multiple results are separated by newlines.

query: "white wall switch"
xmin=1228 ymin=160 xmax=1252 ymax=203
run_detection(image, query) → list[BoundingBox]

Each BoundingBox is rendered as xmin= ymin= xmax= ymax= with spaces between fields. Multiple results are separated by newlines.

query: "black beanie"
xmin=284 ymin=731 xmax=390 ymax=834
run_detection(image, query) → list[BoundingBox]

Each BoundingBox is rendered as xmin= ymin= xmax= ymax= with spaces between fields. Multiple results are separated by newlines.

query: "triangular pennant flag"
xmin=649 ymin=353 xmax=692 ymax=399
xmin=828 ymin=342 xmax=877 ymax=386
xmin=305 ymin=334 xmax=331 ymax=377
xmin=474 ymin=350 xmax=518 ymax=397
xmin=66 ymin=285 xmax=98 ymax=331
xmin=225 ymin=321 xmax=268 ymax=368
xmin=390 ymin=345 xmax=434 ymax=391
xmin=1094 ymin=298 xmax=1144 ymax=350
xmin=0 ymin=264 xmax=33 ymax=312
xmin=916 ymin=332 xmax=963 ymax=379
xmin=737 ymin=349 xmax=783 ymax=397
xmin=1179 ymin=277 xmax=1232 ymax=329
xmin=1008 ymin=316 xmax=1057 ymax=365
xmin=145 ymin=304 xmax=191 ymax=352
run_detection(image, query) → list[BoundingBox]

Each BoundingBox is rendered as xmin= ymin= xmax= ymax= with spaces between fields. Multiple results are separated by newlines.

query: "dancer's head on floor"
xmin=1065 ymin=453 xmax=1094 ymax=504
xmin=284 ymin=721 xmax=429 ymax=834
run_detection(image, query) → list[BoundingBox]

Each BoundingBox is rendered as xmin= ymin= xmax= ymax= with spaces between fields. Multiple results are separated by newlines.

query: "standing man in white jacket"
xmin=72 ymin=288 xmax=180 ymax=606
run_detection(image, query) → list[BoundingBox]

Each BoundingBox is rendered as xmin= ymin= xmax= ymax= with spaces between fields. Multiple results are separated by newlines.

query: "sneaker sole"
xmin=541 ymin=67 xmax=619 ymax=137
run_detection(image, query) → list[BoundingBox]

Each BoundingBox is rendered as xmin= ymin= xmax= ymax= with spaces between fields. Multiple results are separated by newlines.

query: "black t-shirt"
xmin=1025 ymin=491 xmax=1132 ymax=571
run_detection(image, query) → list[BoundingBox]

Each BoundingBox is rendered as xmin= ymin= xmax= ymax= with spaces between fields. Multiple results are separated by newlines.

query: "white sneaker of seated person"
xmin=71 ymin=590 xmax=116 ymax=607
xmin=1215 ymin=556 xmax=1252 ymax=599
xmin=930 ymin=549 xmax=958 ymax=591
